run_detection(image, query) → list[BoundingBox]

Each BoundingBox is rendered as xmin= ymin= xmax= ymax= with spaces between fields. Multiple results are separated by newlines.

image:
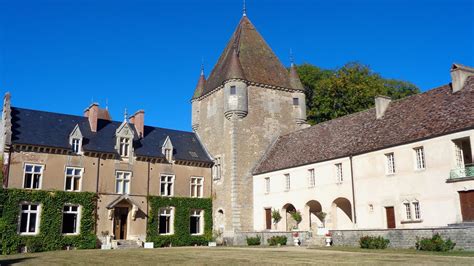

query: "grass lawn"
xmin=1 ymin=246 xmax=474 ymax=265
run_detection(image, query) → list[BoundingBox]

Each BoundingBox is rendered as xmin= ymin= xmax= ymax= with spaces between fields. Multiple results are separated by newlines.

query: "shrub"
xmin=415 ymin=234 xmax=456 ymax=252
xmin=246 ymin=236 xmax=261 ymax=246
xmin=271 ymin=209 xmax=281 ymax=225
xmin=268 ymin=236 xmax=287 ymax=246
xmin=290 ymin=210 xmax=302 ymax=226
xmin=359 ymin=236 xmax=390 ymax=249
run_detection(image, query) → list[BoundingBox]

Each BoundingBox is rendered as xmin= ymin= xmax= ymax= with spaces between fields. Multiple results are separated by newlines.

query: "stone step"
xmin=113 ymin=240 xmax=142 ymax=249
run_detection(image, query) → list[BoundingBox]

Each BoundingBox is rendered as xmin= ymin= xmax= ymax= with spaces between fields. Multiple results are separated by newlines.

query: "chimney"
xmin=129 ymin=110 xmax=145 ymax=138
xmin=451 ymin=63 xmax=474 ymax=93
xmin=375 ymin=96 xmax=391 ymax=119
xmin=84 ymin=103 xmax=99 ymax=132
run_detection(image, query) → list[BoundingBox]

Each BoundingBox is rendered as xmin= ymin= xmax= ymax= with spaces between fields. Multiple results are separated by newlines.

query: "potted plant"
xmin=100 ymin=231 xmax=112 ymax=250
xmin=291 ymin=210 xmax=302 ymax=230
xmin=292 ymin=232 xmax=300 ymax=246
xmin=325 ymin=232 xmax=332 ymax=247
xmin=272 ymin=209 xmax=282 ymax=230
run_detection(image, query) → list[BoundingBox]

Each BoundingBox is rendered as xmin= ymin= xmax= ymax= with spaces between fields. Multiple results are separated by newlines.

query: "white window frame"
xmin=413 ymin=201 xmax=421 ymax=220
xmin=190 ymin=176 xmax=204 ymax=198
xmin=404 ymin=202 xmax=412 ymax=220
xmin=190 ymin=209 xmax=204 ymax=235
xmin=385 ymin=153 xmax=396 ymax=175
xmin=158 ymin=207 xmax=174 ymax=235
xmin=64 ymin=167 xmax=83 ymax=192
xmin=308 ymin=169 xmax=315 ymax=188
xmin=264 ymin=177 xmax=270 ymax=194
xmin=160 ymin=174 xmax=174 ymax=196
xmin=62 ymin=204 xmax=81 ymax=235
xmin=22 ymin=163 xmax=44 ymax=190
xmin=119 ymin=137 xmax=130 ymax=157
xmin=18 ymin=203 xmax=40 ymax=235
xmin=335 ymin=163 xmax=343 ymax=183
xmin=414 ymin=147 xmax=426 ymax=170
xmin=284 ymin=174 xmax=290 ymax=191
xmin=72 ymin=138 xmax=81 ymax=154
xmin=115 ymin=171 xmax=132 ymax=194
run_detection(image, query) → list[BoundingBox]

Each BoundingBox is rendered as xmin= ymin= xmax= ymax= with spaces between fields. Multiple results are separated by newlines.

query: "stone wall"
xmin=232 ymin=231 xmax=312 ymax=246
xmin=330 ymin=226 xmax=474 ymax=250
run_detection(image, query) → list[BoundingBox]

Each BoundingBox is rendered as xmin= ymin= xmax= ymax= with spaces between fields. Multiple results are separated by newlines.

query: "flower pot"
xmin=325 ymin=237 xmax=332 ymax=247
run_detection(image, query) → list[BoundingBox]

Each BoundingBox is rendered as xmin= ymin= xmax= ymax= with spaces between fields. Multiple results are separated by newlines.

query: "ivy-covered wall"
xmin=0 ymin=189 xmax=97 ymax=254
xmin=147 ymin=196 xmax=212 ymax=247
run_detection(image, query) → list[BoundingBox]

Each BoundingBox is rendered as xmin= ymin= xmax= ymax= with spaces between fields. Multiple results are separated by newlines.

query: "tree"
xmin=297 ymin=62 xmax=420 ymax=124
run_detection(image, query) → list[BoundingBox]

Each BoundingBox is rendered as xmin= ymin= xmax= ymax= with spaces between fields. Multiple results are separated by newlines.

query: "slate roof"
xmin=194 ymin=16 xmax=303 ymax=99
xmin=10 ymin=107 xmax=212 ymax=163
xmin=254 ymin=77 xmax=474 ymax=175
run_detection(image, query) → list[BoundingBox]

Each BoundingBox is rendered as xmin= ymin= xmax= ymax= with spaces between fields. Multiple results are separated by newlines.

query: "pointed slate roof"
xmin=197 ymin=16 xmax=296 ymax=98
xmin=289 ymin=63 xmax=305 ymax=91
xmin=192 ymin=68 xmax=206 ymax=99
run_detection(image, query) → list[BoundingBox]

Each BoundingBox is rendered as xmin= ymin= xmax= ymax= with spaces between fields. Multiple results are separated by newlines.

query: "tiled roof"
xmin=254 ymin=77 xmax=474 ymax=175
xmin=10 ymin=107 xmax=212 ymax=163
xmin=195 ymin=16 xmax=302 ymax=99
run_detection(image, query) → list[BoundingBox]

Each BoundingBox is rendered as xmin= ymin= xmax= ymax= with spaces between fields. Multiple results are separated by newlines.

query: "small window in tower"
xmin=230 ymin=86 xmax=236 ymax=95
xmin=293 ymin=98 xmax=299 ymax=106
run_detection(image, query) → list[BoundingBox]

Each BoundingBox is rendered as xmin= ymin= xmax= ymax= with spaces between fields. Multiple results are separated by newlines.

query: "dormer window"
xmin=72 ymin=138 xmax=81 ymax=153
xmin=161 ymin=136 xmax=174 ymax=163
xmin=119 ymin=137 xmax=130 ymax=157
xmin=165 ymin=149 xmax=172 ymax=162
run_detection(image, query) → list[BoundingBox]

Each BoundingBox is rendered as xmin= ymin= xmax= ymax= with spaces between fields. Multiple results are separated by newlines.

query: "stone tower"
xmin=191 ymin=15 xmax=307 ymax=239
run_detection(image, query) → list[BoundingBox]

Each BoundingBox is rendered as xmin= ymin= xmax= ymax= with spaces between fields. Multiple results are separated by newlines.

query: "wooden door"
xmin=459 ymin=191 xmax=474 ymax=221
xmin=114 ymin=207 xmax=128 ymax=239
xmin=265 ymin=208 xmax=272 ymax=230
xmin=385 ymin=206 xmax=396 ymax=229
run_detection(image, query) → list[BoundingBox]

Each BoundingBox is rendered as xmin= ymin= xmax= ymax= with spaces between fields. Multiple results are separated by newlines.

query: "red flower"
xmin=293 ymin=232 xmax=299 ymax=237
xmin=325 ymin=232 xmax=332 ymax=237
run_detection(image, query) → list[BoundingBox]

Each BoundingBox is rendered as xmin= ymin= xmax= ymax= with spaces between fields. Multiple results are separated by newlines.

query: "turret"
xmin=191 ymin=65 xmax=206 ymax=131
xmin=289 ymin=62 xmax=307 ymax=125
xmin=224 ymin=48 xmax=248 ymax=119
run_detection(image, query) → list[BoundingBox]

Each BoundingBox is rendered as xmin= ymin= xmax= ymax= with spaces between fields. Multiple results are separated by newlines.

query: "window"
xmin=23 ymin=164 xmax=43 ymax=189
xmin=190 ymin=210 xmax=203 ymax=235
xmin=336 ymin=163 xmax=343 ymax=182
xmin=119 ymin=137 xmax=130 ymax=157
xmin=284 ymin=174 xmax=290 ymax=191
xmin=190 ymin=177 xmax=203 ymax=198
xmin=212 ymin=157 xmax=222 ymax=180
xmin=264 ymin=177 xmax=270 ymax=193
xmin=386 ymin=153 xmax=395 ymax=174
xmin=65 ymin=167 xmax=82 ymax=192
xmin=413 ymin=201 xmax=421 ymax=220
xmin=404 ymin=202 xmax=412 ymax=220
xmin=454 ymin=142 xmax=465 ymax=168
xmin=164 ymin=149 xmax=172 ymax=162
xmin=19 ymin=204 xmax=39 ymax=234
xmin=115 ymin=171 xmax=131 ymax=194
xmin=414 ymin=147 xmax=425 ymax=170
xmin=308 ymin=169 xmax=315 ymax=187
xmin=230 ymin=86 xmax=236 ymax=95
xmin=160 ymin=175 xmax=174 ymax=196
xmin=62 ymin=205 xmax=80 ymax=234
xmin=292 ymin=97 xmax=299 ymax=106
xmin=159 ymin=208 xmax=174 ymax=235
xmin=72 ymin=138 xmax=81 ymax=153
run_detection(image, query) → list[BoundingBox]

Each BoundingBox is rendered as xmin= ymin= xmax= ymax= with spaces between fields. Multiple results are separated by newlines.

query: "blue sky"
xmin=1 ymin=0 xmax=472 ymax=131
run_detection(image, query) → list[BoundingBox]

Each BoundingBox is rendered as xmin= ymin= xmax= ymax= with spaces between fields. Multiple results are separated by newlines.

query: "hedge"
xmin=147 ymin=196 xmax=212 ymax=247
xmin=0 ymin=189 xmax=97 ymax=254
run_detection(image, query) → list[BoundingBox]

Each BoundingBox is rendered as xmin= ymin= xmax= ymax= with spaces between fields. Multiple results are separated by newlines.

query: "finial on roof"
xmin=200 ymin=58 xmax=205 ymax=76
xmin=290 ymin=48 xmax=295 ymax=67
xmin=243 ymin=0 xmax=247 ymax=17
xmin=123 ymin=108 xmax=128 ymax=121
xmin=105 ymin=98 xmax=109 ymax=110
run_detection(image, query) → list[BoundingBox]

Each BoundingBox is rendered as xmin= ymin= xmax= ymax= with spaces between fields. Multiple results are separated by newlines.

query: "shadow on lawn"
xmin=0 ymin=257 xmax=35 ymax=265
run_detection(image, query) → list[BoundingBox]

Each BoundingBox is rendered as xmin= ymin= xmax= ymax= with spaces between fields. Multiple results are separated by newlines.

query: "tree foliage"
xmin=297 ymin=62 xmax=420 ymax=124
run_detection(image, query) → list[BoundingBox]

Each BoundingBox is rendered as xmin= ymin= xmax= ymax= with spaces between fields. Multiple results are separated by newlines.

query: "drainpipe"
xmin=94 ymin=156 xmax=101 ymax=234
xmin=349 ymin=156 xmax=357 ymax=225
xmin=146 ymin=160 xmax=151 ymax=236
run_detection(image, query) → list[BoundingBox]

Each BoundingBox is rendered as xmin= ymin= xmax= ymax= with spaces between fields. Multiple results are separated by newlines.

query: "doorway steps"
xmin=113 ymin=240 xmax=143 ymax=249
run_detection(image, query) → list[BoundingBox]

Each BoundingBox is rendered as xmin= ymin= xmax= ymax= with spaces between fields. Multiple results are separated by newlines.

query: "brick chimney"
xmin=375 ymin=96 xmax=391 ymax=119
xmin=129 ymin=110 xmax=145 ymax=138
xmin=84 ymin=103 xmax=99 ymax=132
xmin=451 ymin=64 xmax=474 ymax=93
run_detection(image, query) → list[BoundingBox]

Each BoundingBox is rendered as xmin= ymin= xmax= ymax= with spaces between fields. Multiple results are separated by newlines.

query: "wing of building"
xmin=252 ymin=68 xmax=474 ymax=233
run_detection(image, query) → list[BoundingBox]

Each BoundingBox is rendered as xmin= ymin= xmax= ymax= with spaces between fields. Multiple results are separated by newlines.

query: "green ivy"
xmin=147 ymin=196 xmax=212 ymax=247
xmin=0 ymin=189 xmax=97 ymax=254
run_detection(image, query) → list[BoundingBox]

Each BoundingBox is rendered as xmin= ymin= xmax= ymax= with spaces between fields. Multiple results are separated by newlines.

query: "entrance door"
xmin=265 ymin=208 xmax=272 ymax=230
xmin=459 ymin=191 xmax=474 ymax=221
xmin=114 ymin=207 xmax=128 ymax=240
xmin=385 ymin=206 xmax=396 ymax=229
